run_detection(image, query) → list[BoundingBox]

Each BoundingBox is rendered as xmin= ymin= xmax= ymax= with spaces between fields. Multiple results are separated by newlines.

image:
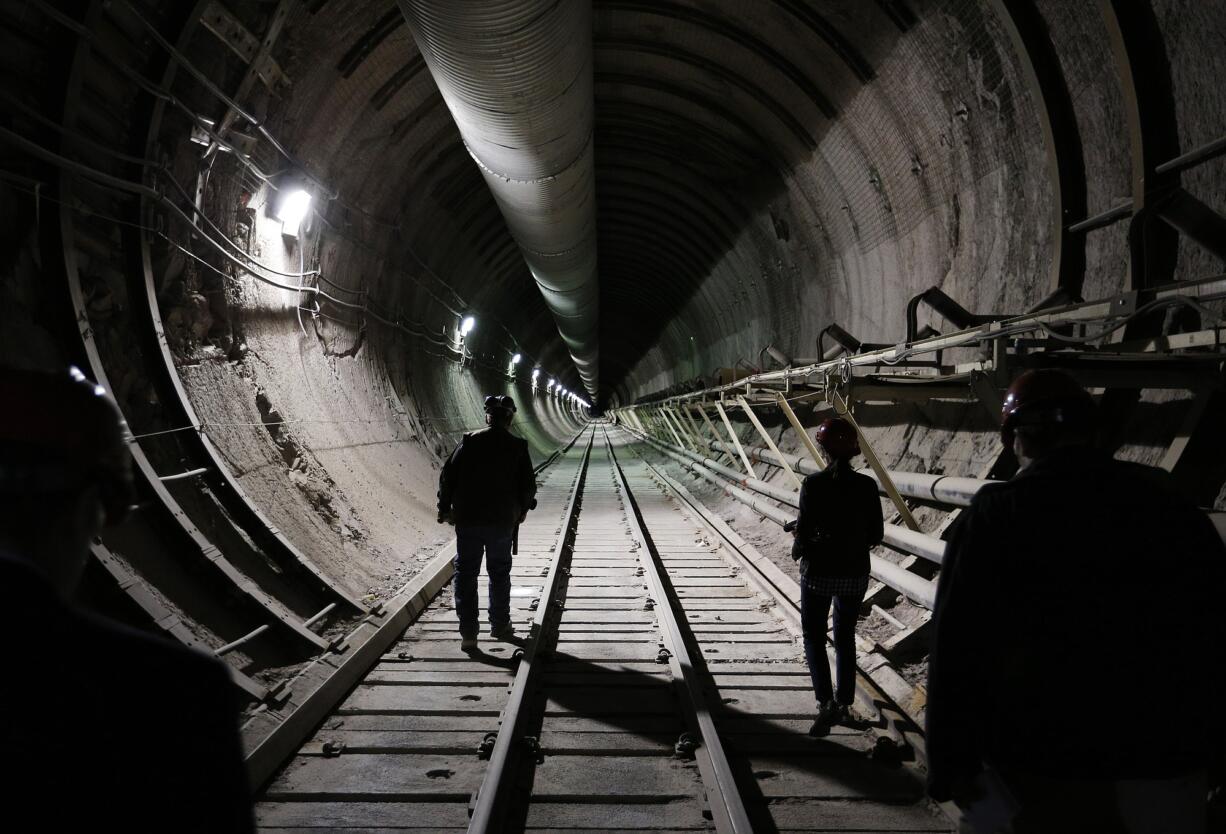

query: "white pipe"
xmin=711 ymin=439 xmax=991 ymax=507
xmin=638 ymin=435 xmax=939 ymax=609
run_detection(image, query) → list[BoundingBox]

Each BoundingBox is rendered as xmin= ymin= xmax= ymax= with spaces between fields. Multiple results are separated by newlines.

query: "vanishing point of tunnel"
xmin=2 ymin=0 xmax=1225 ymax=831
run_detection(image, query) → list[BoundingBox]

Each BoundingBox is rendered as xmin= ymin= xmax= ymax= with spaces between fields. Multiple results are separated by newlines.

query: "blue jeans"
xmin=454 ymin=525 xmax=514 ymax=634
xmin=801 ymin=584 xmax=865 ymax=705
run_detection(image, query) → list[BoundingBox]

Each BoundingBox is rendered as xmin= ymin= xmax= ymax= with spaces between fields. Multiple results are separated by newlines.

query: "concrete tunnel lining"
xmin=2 ymin=0 xmax=1225 ymax=742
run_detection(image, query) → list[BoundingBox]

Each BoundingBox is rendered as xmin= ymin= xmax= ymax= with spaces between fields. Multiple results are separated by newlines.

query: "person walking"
xmin=792 ymin=416 xmax=884 ymax=735
xmin=926 ymin=369 xmax=1226 ymax=833
xmin=0 ymin=366 xmax=253 ymax=832
xmin=437 ymin=394 xmax=537 ymax=650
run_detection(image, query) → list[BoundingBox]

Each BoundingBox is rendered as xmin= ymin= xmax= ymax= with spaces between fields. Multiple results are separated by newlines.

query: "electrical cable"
xmin=19 ymin=1 xmax=572 ymax=385
xmin=0 ymin=171 xmax=454 ymax=350
xmin=28 ymin=0 xmax=280 ymax=186
xmin=112 ymin=0 xmax=319 ymax=195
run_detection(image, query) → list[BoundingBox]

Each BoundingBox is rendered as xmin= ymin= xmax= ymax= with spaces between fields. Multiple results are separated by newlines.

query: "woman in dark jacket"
xmin=791 ymin=417 xmax=884 ymax=734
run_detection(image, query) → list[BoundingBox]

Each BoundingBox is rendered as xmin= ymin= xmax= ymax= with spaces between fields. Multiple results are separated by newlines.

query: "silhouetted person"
xmin=0 ymin=366 xmax=253 ymax=832
xmin=438 ymin=394 xmax=537 ymax=649
xmin=927 ymin=369 xmax=1226 ymax=833
xmin=792 ymin=416 xmax=883 ymax=735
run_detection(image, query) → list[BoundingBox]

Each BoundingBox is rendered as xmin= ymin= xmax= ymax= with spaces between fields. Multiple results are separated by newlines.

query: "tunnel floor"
xmin=255 ymin=426 xmax=948 ymax=832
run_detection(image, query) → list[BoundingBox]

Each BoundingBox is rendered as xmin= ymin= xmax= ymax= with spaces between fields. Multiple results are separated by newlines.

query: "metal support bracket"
xmin=658 ymin=408 xmax=690 ymax=452
xmin=736 ymin=395 xmax=802 ymax=491
xmin=676 ymin=405 xmax=709 ymax=452
xmin=713 ymin=401 xmax=756 ymax=479
xmin=666 ymin=406 xmax=703 ymax=452
xmin=691 ymin=403 xmax=733 ymax=464
xmin=774 ymin=392 xmax=825 ymax=472
xmin=829 ymin=392 xmax=922 ymax=533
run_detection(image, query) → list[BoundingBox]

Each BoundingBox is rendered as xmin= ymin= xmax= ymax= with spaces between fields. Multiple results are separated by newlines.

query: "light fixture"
xmin=547 ymin=379 xmax=555 ymax=390
xmin=275 ymin=188 xmax=312 ymax=238
xmin=511 ymin=353 xmax=522 ymax=364
xmin=460 ymin=316 xmax=476 ymax=337
xmin=531 ymin=368 xmax=540 ymax=381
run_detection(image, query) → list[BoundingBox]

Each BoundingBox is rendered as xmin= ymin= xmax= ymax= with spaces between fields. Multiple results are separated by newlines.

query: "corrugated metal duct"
xmin=397 ymin=0 xmax=600 ymax=398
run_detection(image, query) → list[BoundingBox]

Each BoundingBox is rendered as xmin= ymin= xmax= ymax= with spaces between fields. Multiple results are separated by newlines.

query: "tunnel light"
xmin=276 ymin=188 xmax=312 ymax=238
xmin=460 ymin=316 xmax=476 ymax=336
xmin=531 ymin=368 xmax=540 ymax=381
xmin=511 ymin=353 xmax=522 ymax=364
xmin=547 ymin=379 xmax=555 ymax=391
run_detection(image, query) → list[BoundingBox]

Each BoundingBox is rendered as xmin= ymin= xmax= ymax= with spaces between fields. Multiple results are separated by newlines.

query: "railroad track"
xmin=256 ymin=425 xmax=950 ymax=832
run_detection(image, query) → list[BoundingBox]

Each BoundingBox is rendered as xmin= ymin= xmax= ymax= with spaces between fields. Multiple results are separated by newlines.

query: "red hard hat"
xmin=1000 ymin=369 xmax=1094 ymax=448
xmin=815 ymin=417 xmax=859 ymax=460
xmin=0 ymin=366 xmax=134 ymax=524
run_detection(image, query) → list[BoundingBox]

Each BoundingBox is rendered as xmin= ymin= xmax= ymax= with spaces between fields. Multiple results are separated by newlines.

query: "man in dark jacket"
xmin=927 ymin=369 xmax=1225 ymax=832
xmin=792 ymin=417 xmax=884 ymax=735
xmin=438 ymin=394 xmax=537 ymax=649
xmin=0 ymin=366 xmax=253 ymax=832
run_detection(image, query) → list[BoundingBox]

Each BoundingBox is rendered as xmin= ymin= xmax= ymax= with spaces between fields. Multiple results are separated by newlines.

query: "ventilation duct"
xmin=398 ymin=0 xmax=600 ymax=398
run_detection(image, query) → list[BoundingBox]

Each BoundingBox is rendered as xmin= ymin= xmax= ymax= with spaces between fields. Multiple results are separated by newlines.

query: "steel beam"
xmin=736 ymin=395 xmax=802 ymax=491
xmin=829 ymin=392 xmax=922 ymax=533
xmin=203 ymin=0 xmax=291 ymax=157
xmin=713 ymin=401 xmax=757 ymax=479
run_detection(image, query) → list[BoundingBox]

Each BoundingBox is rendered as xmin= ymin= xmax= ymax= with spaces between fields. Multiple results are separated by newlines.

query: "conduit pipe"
xmin=641 ymin=434 xmax=948 ymax=566
xmin=398 ymin=1 xmax=600 ymax=398
xmin=635 ymin=435 xmax=939 ymax=609
xmin=708 ymin=439 xmax=1226 ymax=549
xmin=710 ymin=440 xmax=989 ymax=507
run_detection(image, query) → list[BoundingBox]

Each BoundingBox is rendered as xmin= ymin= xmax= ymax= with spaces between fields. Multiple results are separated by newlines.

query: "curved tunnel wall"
xmin=1 ymin=0 xmax=1223 ymax=690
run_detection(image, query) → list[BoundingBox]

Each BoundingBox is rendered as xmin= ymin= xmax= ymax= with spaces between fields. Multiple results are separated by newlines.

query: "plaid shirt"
xmin=801 ymin=571 xmax=869 ymax=597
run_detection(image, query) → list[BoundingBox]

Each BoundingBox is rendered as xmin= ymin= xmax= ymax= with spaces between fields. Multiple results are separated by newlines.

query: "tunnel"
xmin=2 ymin=0 xmax=1225 ymax=830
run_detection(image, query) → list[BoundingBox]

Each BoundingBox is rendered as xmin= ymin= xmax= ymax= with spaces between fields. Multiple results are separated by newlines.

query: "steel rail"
xmin=243 ymin=425 xmax=589 ymax=790
xmin=467 ymin=428 xmax=595 ymax=833
xmin=621 ymin=439 xmax=941 ymax=780
xmin=602 ymin=430 xmax=755 ymax=834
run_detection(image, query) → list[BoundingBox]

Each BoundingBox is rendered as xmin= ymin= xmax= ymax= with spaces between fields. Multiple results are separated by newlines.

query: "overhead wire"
xmin=0 ymin=162 xmax=453 ymax=348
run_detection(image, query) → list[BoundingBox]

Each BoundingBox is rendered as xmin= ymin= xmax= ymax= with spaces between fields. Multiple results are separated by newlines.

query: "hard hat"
xmin=483 ymin=394 xmax=517 ymax=414
xmin=1000 ymin=369 xmax=1094 ymax=448
xmin=815 ymin=417 xmax=859 ymax=460
xmin=0 ymin=366 xmax=134 ymax=524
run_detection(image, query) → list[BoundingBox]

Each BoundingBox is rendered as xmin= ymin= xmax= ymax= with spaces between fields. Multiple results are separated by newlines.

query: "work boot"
xmin=490 ymin=623 xmax=515 ymax=642
xmin=460 ymin=628 xmax=478 ymax=651
xmin=808 ymin=700 xmax=839 ymax=736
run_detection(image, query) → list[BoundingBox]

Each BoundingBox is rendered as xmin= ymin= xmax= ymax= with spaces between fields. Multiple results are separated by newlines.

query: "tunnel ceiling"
xmin=265 ymin=0 xmax=961 ymax=404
